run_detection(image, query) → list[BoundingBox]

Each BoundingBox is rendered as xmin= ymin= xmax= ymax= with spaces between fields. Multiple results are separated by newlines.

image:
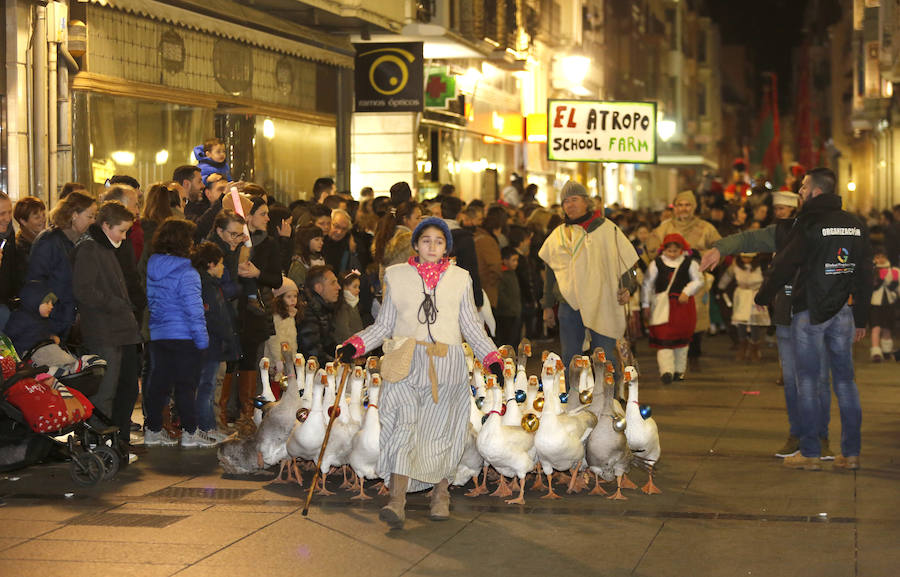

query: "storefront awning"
xmin=656 ymin=154 xmax=718 ymax=170
xmin=92 ymin=0 xmax=354 ymax=68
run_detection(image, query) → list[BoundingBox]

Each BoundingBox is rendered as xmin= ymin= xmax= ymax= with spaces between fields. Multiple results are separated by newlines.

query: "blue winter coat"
xmin=5 ymin=227 xmax=77 ymax=351
xmin=147 ymin=254 xmax=209 ymax=349
xmin=193 ymin=144 xmax=232 ymax=184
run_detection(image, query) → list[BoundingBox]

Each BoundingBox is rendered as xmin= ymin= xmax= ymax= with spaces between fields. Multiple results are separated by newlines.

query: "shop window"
xmin=253 ymin=116 xmax=336 ymax=202
xmin=73 ymin=91 xmax=214 ymax=195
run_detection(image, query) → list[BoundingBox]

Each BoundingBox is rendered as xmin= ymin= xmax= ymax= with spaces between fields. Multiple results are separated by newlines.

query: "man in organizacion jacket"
xmin=756 ymin=167 xmax=872 ymax=471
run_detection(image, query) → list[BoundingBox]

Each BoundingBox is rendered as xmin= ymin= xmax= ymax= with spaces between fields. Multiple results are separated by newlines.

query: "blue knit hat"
xmin=411 ymin=217 xmax=453 ymax=255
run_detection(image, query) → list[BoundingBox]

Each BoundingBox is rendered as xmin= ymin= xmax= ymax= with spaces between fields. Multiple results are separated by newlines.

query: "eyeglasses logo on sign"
xmin=355 ymin=42 xmax=423 ymax=113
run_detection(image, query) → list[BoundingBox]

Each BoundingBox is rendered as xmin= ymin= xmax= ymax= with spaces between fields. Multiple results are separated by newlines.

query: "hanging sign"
xmin=354 ymin=42 xmax=424 ymax=112
xmin=547 ymin=100 xmax=657 ymax=163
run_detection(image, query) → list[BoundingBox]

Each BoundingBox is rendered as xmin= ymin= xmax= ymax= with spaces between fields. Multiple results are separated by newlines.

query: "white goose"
xmin=257 ymin=353 xmax=305 ymax=481
xmin=623 ymin=365 xmax=662 ymax=494
xmin=585 ymin=368 xmax=633 ymax=500
xmin=453 ymin=381 xmax=487 ymax=496
xmin=475 ymin=376 xmax=537 ymax=505
xmin=298 ymin=357 xmax=319 ymax=412
xmin=253 ymin=358 xmax=277 ymax=428
xmin=338 ymin=366 xmax=367 ymax=490
xmin=533 ymin=358 xmax=598 ymax=498
xmin=285 ymin=368 xmax=327 ymax=486
xmin=348 ymin=373 xmax=382 ymax=500
xmin=315 ymin=364 xmax=356 ymax=495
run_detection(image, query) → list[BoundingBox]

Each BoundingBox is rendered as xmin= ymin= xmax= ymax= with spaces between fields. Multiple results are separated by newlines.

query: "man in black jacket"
xmin=441 ymin=196 xmax=483 ymax=308
xmin=757 ymin=168 xmax=872 ymax=471
xmin=298 ymin=265 xmax=340 ymax=362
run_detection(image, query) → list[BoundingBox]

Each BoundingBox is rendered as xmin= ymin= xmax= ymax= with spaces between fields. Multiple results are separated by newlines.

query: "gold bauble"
xmin=579 ymin=390 xmax=593 ymax=405
xmin=521 ymin=413 xmax=540 ymax=433
xmin=533 ymin=396 xmax=545 ymax=412
xmin=296 ymin=408 xmax=310 ymax=422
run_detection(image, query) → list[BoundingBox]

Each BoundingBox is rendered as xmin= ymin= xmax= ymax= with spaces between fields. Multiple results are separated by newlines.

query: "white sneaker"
xmin=201 ymin=429 xmax=228 ymax=443
xmin=181 ymin=430 xmax=217 ymax=448
xmin=144 ymin=429 xmax=178 ymax=447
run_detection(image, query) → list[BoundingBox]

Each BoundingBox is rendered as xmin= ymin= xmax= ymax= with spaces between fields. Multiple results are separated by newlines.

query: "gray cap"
xmin=561 ymin=180 xmax=589 ymax=201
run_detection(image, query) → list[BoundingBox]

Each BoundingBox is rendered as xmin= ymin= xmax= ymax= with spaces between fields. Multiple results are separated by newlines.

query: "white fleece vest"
xmin=384 ymin=263 xmax=469 ymax=345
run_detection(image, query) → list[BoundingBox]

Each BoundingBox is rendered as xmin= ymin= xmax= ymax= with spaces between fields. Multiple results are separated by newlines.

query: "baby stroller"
xmin=0 ymin=335 xmax=126 ymax=485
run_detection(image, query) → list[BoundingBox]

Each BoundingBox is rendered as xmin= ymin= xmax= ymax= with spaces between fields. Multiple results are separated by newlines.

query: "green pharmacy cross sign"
xmin=547 ymin=100 xmax=657 ymax=164
xmin=425 ymin=67 xmax=457 ymax=109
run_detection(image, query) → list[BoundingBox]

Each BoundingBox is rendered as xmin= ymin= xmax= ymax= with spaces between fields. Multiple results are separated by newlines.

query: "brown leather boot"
xmin=215 ymin=372 xmax=233 ymax=432
xmin=235 ymin=370 xmax=258 ymax=436
xmin=748 ymin=341 xmax=762 ymax=362
xmin=429 ymin=479 xmax=450 ymax=521
xmin=735 ymin=341 xmax=748 ymax=362
xmin=379 ymin=474 xmax=408 ymax=529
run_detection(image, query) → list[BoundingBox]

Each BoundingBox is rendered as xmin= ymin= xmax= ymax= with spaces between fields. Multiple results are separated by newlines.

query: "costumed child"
xmin=263 ymin=276 xmax=300 ymax=397
xmin=193 ymin=137 xmax=232 ymax=184
xmin=494 ymin=245 xmax=523 ymax=350
xmin=336 ymin=216 xmax=503 ymax=529
xmin=333 ymin=269 xmax=363 ymax=343
xmin=870 ymin=244 xmax=900 ymax=361
xmin=641 ymin=233 xmax=704 ymax=384
xmin=192 ymin=241 xmax=239 ymax=443
xmin=717 ymin=252 xmax=771 ymax=362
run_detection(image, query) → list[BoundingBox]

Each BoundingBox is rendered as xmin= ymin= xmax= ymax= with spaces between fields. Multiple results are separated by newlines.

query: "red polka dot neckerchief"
xmin=408 ymin=256 xmax=451 ymax=291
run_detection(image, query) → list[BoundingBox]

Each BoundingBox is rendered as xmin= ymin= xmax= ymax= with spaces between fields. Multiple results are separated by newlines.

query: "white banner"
xmin=547 ymin=100 xmax=657 ymax=164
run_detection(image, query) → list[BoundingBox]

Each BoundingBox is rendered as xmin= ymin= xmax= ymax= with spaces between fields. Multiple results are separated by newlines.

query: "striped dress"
xmin=351 ymin=261 xmax=498 ymax=492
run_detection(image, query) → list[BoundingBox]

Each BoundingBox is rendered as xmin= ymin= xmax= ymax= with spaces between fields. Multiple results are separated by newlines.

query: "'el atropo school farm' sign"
xmin=547 ymin=100 xmax=657 ymax=164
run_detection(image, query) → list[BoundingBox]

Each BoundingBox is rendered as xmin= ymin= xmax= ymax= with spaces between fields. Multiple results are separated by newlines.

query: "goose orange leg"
xmin=589 ymin=472 xmax=608 ymax=496
xmin=621 ymin=473 xmax=639 ymax=490
xmin=541 ymin=471 xmax=562 ymax=499
xmin=316 ymin=467 xmax=335 ymax=496
xmin=466 ymin=466 xmax=489 ymax=497
xmin=530 ymin=466 xmax=546 ymax=491
xmin=291 ymin=459 xmax=304 ymax=487
xmin=641 ymin=468 xmax=662 ymax=495
xmin=350 ymin=474 xmax=371 ymax=501
xmin=273 ymin=458 xmax=294 ymax=484
xmin=490 ymin=475 xmax=513 ymax=498
xmin=607 ymin=474 xmax=628 ymax=500
xmin=505 ymin=475 xmax=527 ymax=505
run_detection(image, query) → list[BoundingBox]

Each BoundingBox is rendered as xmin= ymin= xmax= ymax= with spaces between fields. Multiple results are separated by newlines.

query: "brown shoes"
xmin=783 ymin=453 xmax=823 ymax=470
xmin=429 ymin=479 xmax=450 ymax=521
xmin=379 ymin=474 xmax=409 ymax=530
xmin=834 ymin=455 xmax=860 ymax=470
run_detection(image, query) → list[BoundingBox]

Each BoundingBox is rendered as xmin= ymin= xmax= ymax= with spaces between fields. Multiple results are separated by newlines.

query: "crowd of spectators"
xmin=0 ymin=156 xmax=897 ymax=461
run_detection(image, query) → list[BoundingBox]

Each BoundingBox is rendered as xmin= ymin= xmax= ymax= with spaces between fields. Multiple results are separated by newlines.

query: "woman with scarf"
xmin=336 ymin=217 xmax=502 ymax=530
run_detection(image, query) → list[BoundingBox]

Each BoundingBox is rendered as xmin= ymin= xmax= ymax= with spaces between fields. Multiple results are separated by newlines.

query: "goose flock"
xmin=217 ymin=339 xmax=662 ymax=504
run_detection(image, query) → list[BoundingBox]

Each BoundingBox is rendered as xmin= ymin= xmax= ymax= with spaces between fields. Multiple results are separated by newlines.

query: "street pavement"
xmin=1 ymin=334 xmax=898 ymax=577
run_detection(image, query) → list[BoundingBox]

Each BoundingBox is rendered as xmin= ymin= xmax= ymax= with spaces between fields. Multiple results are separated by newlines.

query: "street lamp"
xmin=847 ymin=180 xmax=857 ymax=192
xmin=657 ymin=119 xmax=676 ymax=142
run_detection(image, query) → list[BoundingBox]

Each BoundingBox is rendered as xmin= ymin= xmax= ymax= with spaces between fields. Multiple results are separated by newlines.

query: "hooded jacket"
xmin=193 ymin=144 xmax=232 ymax=184
xmin=756 ymin=193 xmax=872 ymax=328
xmin=5 ymin=227 xmax=77 ymax=349
xmin=71 ymin=224 xmax=142 ymax=347
xmin=146 ymin=253 xmax=209 ymax=349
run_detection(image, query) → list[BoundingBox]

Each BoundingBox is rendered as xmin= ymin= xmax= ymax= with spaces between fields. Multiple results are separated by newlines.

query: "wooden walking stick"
xmin=302 ymin=361 xmax=351 ymax=516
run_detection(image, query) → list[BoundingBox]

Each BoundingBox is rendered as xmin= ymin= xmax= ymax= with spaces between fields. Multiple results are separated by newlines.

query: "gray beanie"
xmin=561 ymin=180 xmax=589 ymax=201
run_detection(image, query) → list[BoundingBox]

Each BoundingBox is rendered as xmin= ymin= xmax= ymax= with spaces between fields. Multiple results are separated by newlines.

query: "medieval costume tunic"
xmin=643 ymin=253 xmax=705 ymax=349
xmin=346 ymin=257 xmax=500 ymax=492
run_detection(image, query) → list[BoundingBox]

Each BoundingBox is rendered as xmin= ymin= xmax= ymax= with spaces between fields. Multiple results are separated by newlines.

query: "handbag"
xmin=380 ymin=337 xmax=416 ymax=383
xmin=649 ymin=267 xmax=677 ymax=326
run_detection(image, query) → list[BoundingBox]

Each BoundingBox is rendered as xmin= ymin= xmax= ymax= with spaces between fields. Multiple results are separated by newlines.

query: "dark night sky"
xmin=707 ymin=0 xmax=842 ymax=111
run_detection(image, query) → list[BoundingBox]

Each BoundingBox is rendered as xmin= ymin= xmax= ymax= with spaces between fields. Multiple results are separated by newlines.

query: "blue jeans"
xmin=196 ymin=357 xmax=221 ymax=432
xmin=557 ymin=301 xmax=618 ymax=387
xmin=776 ymin=325 xmax=831 ymax=439
xmin=791 ymin=306 xmax=862 ymax=457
